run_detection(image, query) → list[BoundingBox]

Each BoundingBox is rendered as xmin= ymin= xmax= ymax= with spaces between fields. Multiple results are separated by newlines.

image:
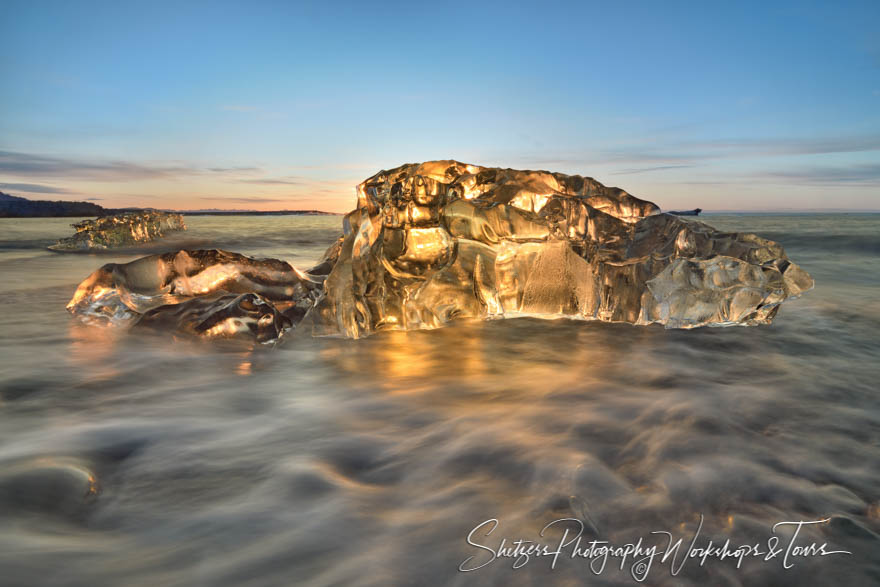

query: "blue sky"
xmin=1 ymin=0 xmax=878 ymax=211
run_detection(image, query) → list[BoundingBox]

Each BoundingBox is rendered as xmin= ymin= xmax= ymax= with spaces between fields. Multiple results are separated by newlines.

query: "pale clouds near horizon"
xmin=1 ymin=137 xmax=878 ymax=211
xmin=1 ymin=1 xmax=878 ymax=210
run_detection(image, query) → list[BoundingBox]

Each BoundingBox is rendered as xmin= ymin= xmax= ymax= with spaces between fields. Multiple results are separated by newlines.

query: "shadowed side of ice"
xmin=67 ymin=249 xmax=321 ymax=342
xmin=66 ymin=161 xmax=813 ymax=341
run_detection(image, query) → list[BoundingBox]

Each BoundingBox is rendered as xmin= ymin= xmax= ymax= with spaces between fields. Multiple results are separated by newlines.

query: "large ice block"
xmin=308 ymin=161 xmax=812 ymax=338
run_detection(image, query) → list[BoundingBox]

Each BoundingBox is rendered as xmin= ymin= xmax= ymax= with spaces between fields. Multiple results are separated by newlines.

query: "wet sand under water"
xmin=0 ymin=214 xmax=878 ymax=586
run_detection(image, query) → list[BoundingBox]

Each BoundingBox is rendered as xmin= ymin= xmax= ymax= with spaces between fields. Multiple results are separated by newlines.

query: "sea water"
xmin=0 ymin=214 xmax=877 ymax=586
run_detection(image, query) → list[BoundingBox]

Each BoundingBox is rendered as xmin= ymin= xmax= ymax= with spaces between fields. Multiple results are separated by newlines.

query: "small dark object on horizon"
xmin=667 ymin=208 xmax=702 ymax=216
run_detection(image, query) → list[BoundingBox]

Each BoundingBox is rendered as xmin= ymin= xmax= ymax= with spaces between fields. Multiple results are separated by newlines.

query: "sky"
xmin=1 ymin=0 xmax=879 ymax=212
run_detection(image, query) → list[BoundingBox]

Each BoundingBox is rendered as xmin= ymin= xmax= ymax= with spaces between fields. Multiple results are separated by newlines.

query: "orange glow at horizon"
xmin=3 ymin=173 xmax=365 ymax=214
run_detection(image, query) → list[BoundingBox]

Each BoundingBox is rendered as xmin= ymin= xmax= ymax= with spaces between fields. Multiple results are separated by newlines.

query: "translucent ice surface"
xmin=50 ymin=211 xmax=186 ymax=251
xmin=67 ymin=161 xmax=813 ymax=340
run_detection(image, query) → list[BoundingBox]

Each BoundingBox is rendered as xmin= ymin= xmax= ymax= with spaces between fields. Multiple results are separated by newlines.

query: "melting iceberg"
xmin=66 ymin=161 xmax=813 ymax=341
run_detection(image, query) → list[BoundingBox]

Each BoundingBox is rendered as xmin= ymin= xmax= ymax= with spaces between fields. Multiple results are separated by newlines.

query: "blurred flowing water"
xmin=0 ymin=214 xmax=878 ymax=586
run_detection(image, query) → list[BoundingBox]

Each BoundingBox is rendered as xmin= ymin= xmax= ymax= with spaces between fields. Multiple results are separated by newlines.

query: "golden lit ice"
xmin=66 ymin=161 xmax=813 ymax=341
xmin=50 ymin=211 xmax=186 ymax=251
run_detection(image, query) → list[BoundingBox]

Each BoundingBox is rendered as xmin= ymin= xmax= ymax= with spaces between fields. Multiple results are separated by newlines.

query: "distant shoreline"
xmin=0 ymin=191 xmax=342 ymax=218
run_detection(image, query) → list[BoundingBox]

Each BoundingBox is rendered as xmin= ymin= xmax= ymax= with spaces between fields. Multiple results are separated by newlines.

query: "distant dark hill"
xmin=0 ymin=191 xmax=106 ymax=217
xmin=0 ymin=191 xmax=337 ymax=217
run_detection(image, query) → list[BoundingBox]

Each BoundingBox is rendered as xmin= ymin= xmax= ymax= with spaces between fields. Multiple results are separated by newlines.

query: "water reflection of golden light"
xmin=19 ymin=457 xmax=100 ymax=496
xmin=87 ymin=473 xmax=100 ymax=495
xmin=320 ymin=319 xmax=618 ymax=400
xmin=236 ymin=361 xmax=252 ymax=376
xmin=67 ymin=320 xmax=126 ymax=381
xmin=319 ymin=324 xmax=490 ymax=394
